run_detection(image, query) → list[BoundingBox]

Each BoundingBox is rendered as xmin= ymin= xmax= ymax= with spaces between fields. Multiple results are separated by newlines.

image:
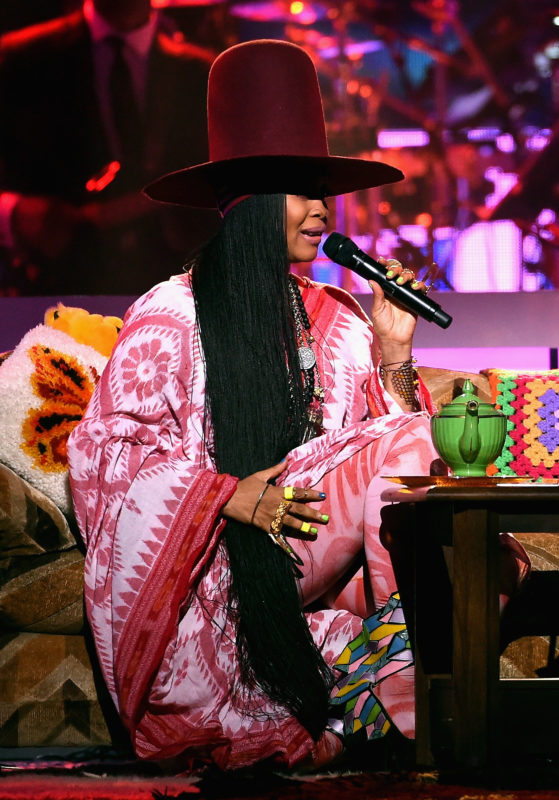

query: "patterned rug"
xmin=1 ymin=749 xmax=558 ymax=800
xmin=0 ymin=770 xmax=558 ymax=800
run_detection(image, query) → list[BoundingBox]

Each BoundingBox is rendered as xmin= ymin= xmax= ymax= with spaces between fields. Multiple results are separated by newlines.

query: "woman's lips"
xmin=300 ymin=228 xmax=324 ymax=242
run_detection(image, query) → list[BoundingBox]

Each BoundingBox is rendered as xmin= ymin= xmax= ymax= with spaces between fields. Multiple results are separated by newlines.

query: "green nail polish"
xmin=311 ymin=527 xmax=318 ymax=535
xmin=386 ymin=269 xmax=394 ymax=278
xmin=321 ymin=514 xmax=329 ymax=522
xmin=411 ymin=281 xmax=420 ymax=289
xmin=396 ymin=276 xmax=405 ymax=284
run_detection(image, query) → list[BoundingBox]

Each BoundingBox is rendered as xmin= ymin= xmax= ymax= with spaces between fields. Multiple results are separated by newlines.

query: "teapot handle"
xmin=459 ymin=400 xmax=481 ymax=464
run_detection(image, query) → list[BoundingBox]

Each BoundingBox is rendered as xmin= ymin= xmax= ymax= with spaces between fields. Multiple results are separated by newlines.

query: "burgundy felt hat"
xmin=144 ymin=39 xmax=403 ymax=208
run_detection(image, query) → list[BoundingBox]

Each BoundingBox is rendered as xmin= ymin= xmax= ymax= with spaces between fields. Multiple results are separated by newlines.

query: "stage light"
xmin=399 ymin=224 xmax=428 ymax=247
xmin=290 ymin=1 xmax=304 ymax=14
xmin=377 ymin=129 xmax=430 ymax=148
xmin=467 ymin=127 xmax=501 ymax=142
xmin=496 ymin=133 xmax=516 ymax=153
xmin=415 ymin=213 xmax=433 ymax=228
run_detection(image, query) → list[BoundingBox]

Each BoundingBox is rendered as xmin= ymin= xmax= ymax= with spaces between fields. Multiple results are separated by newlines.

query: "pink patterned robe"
xmin=67 ymin=273 xmax=439 ymax=770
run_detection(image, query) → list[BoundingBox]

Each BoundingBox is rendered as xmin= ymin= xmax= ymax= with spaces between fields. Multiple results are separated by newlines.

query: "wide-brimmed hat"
xmin=144 ymin=39 xmax=404 ymax=208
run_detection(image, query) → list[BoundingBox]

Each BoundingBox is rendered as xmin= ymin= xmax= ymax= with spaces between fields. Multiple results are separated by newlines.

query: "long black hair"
xmin=191 ymin=194 xmax=333 ymax=740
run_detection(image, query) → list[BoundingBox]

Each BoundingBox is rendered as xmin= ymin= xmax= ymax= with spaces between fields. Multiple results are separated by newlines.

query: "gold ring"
xmin=270 ymin=500 xmax=292 ymax=536
xmin=283 ymin=486 xmax=295 ymax=501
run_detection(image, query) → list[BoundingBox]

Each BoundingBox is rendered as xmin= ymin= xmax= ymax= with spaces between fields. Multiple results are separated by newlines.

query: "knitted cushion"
xmin=0 ymin=325 xmax=107 ymax=514
xmin=485 ymin=370 xmax=559 ymax=478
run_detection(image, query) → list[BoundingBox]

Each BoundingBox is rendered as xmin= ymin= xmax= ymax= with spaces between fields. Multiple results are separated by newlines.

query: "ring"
xmin=303 ymin=487 xmax=308 ymax=500
xmin=300 ymin=521 xmax=312 ymax=534
xmin=270 ymin=500 xmax=292 ymax=536
xmin=424 ymin=283 xmax=432 ymax=294
xmin=283 ymin=486 xmax=295 ymax=501
xmin=401 ymin=268 xmax=415 ymax=276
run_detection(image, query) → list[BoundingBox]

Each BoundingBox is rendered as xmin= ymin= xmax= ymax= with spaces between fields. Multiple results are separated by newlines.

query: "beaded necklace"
xmin=287 ymin=276 xmax=324 ymax=443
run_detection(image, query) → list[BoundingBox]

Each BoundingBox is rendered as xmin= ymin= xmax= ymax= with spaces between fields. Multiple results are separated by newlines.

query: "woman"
xmin=68 ymin=40 xmax=447 ymax=771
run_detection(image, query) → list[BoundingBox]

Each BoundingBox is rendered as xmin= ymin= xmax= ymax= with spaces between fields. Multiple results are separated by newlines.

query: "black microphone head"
xmin=323 ymin=232 xmax=358 ymax=266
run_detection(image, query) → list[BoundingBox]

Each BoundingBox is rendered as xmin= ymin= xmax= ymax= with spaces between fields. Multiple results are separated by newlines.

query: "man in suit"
xmin=0 ymin=0 xmax=219 ymax=295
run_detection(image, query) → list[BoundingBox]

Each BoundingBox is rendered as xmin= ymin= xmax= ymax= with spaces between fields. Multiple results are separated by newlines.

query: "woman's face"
xmin=285 ymin=195 xmax=329 ymax=263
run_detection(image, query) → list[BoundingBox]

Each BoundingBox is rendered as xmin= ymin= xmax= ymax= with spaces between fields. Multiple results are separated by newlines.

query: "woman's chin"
xmin=290 ymin=245 xmax=320 ymax=263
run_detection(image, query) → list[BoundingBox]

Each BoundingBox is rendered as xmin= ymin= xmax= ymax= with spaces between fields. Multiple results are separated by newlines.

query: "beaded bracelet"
xmin=379 ymin=357 xmax=419 ymax=406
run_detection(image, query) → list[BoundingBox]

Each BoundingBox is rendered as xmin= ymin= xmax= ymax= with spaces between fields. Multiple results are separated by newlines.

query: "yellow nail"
xmin=386 ymin=269 xmax=395 ymax=278
xmin=396 ymin=276 xmax=404 ymax=284
xmin=411 ymin=281 xmax=420 ymax=289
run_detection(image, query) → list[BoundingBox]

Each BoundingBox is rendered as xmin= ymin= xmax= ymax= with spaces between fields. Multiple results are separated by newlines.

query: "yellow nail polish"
xmin=386 ymin=269 xmax=394 ymax=278
xmin=411 ymin=281 xmax=420 ymax=289
xmin=396 ymin=276 xmax=404 ymax=284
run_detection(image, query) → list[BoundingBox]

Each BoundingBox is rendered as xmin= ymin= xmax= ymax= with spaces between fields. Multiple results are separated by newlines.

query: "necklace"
xmin=288 ymin=276 xmax=324 ymax=443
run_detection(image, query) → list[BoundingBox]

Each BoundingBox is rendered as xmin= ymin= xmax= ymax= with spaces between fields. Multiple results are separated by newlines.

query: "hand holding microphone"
xmin=323 ymin=232 xmax=452 ymax=329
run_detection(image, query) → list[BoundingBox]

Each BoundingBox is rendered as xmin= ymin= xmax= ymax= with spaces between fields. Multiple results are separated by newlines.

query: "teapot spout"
xmin=458 ymin=399 xmax=481 ymax=463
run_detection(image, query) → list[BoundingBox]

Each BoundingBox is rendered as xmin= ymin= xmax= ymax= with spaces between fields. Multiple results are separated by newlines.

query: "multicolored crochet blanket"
xmin=486 ymin=369 xmax=559 ymax=479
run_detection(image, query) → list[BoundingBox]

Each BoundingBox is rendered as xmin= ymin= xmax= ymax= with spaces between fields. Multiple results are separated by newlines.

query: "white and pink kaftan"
xmin=67 ymin=273 xmax=441 ymax=771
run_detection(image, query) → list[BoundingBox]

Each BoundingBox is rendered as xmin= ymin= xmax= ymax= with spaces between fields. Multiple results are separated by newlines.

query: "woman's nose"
xmin=310 ymin=199 xmax=328 ymax=219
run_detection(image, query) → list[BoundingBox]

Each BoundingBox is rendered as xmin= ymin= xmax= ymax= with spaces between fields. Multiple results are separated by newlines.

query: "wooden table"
xmin=382 ymin=482 xmax=559 ymax=773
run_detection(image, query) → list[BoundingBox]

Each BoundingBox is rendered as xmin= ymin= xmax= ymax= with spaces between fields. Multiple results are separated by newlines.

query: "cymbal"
xmin=230 ymin=1 xmax=328 ymax=23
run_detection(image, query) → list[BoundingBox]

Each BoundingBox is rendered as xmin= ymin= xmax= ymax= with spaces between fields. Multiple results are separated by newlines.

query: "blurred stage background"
xmin=1 ymin=0 xmax=558 ymax=369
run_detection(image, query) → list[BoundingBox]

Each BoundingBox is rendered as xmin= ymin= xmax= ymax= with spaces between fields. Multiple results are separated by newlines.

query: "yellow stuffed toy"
xmin=44 ymin=303 xmax=123 ymax=358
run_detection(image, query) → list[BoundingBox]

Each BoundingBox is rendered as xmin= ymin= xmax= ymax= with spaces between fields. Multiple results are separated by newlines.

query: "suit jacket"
xmin=0 ymin=11 xmax=220 ymax=295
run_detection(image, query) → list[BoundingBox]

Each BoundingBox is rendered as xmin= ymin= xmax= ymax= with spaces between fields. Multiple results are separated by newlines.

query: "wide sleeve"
xmin=67 ymin=283 xmax=238 ymax=736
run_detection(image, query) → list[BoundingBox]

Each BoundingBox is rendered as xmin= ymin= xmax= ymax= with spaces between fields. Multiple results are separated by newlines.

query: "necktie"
xmin=107 ymin=35 xmax=144 ymax=171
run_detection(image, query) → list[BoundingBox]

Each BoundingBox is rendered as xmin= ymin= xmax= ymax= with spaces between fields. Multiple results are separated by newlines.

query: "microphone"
xmin=323 ymin=232 xmax=453 ymax=329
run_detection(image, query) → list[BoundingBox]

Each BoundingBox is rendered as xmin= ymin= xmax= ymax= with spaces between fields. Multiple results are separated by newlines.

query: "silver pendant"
xmin=298 ymin=346 xmax=316 ymax=370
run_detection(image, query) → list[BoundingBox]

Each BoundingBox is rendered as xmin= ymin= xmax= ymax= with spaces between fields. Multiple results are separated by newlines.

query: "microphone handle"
xmin=351 ymin=253 xmax=452 ymax=329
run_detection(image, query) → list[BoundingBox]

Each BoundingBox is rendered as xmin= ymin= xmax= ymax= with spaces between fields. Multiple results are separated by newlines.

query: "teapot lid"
xmin=437 ymin=378 xmax=504 ymax=418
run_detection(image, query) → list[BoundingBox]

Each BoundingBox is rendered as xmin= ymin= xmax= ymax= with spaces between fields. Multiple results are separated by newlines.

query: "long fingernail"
xmin=318 ymin=492 xmax=326 ymax=499
xmin=386 ymin=270 xmax=395 ymax=278
xmin=321 ymin=514 xmax=329 ymax=523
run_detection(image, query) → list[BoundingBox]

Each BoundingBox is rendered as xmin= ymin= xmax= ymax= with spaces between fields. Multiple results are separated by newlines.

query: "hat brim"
xmin=143 ymin=154 xmax=404 ymax=207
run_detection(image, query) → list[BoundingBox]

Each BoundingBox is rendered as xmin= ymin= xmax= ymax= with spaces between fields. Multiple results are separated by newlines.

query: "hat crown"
xmin=208 ymin=40 xmax=329 ymax=162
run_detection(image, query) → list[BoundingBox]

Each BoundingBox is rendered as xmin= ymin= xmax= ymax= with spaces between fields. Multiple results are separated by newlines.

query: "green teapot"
xmin=430 ymin=379 xmax=507 ymax=477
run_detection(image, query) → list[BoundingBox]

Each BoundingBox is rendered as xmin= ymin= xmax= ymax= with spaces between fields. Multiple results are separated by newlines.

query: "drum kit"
xmin=155 ymin=0 xmax=557 ymax=283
